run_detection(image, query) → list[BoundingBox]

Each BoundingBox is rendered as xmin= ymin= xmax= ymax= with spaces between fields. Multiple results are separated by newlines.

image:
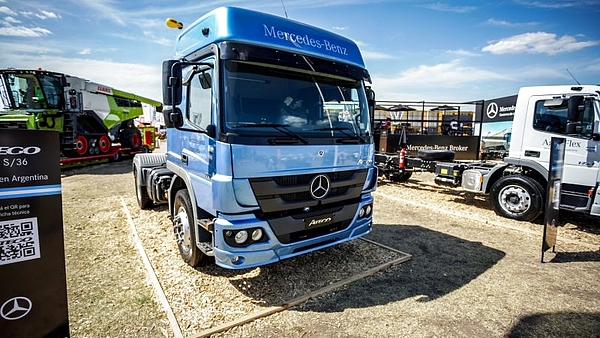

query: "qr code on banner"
xmin=0 ymin=217 xmax=41 ymax=266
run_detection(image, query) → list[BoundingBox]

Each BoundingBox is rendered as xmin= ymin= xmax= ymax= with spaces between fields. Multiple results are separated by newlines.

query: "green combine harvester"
xmin=0 ymin=68 xmax=162 ymax=158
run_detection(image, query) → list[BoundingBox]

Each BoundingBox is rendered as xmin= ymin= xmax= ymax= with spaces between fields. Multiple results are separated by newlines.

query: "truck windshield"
xmin=222 ymin=60 xmax=371 ymax=144
xmin=0 ymin=72 xmax=62 ymax=110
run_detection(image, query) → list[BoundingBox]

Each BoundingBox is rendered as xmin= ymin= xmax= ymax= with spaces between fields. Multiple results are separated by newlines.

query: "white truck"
xmin=386 ymin=85 xmax=600 ymax=221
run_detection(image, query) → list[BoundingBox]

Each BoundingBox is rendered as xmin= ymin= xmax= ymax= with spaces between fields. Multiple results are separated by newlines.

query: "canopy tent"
xmin=389 ymin=104 xmax=416 ymax=111
xmin=431 ymin=105 xmax=458 ymax=111
xmin=374 ymin=104 xmax=390 ymax=111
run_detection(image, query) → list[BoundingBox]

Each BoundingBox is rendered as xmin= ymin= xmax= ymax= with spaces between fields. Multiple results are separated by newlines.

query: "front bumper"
xmin=211 ymin=194 xmax=373 ymax=269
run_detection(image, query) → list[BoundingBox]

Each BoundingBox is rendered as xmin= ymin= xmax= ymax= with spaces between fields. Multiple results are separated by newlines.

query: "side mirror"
xmin=162 ymin=60 xmax=182 ymax=106
xmin=199 ymin=72 xmax=212 ymax=89
xmin=162 ymin=107 xmax=183 ymax=128
xmin=365 ymin=86 xmax=375 ymax=105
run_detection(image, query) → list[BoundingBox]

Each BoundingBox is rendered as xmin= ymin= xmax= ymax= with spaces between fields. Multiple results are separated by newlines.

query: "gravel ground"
xmin=62 ymin=161 xmax=600 ymax=338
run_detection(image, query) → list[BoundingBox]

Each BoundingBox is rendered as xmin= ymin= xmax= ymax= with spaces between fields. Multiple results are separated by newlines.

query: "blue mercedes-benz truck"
xmin=133 ymin=7 xmax=377 ymax=269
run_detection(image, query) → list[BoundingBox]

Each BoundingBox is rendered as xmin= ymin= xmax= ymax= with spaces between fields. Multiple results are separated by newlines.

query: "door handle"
xmin=182 ymin=154 xmax=188 ymax=165
xmin=524 ymin=150 xmax=540 ymax=158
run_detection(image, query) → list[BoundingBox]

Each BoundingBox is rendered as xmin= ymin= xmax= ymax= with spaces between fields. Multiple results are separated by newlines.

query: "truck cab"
xmin=134 ymin=7 xmax=377 ymax=269
xmin=500 ymin=85 xmax=600 ymax=218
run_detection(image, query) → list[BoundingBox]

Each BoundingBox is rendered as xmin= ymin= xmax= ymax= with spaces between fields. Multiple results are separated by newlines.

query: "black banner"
xmin=481 ymin=95 xmax=518 ymax=123
xmin=0 ymin=130 xmax=69 ymax=337
xmin=380 ymin=134 xmax=480 ymax=160
xmin=541 ymin=137 xmax=565 ymax=262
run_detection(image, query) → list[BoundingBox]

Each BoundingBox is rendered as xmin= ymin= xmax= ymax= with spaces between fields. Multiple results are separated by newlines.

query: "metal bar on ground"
xmin=191 ymin=240 xmax=412 ymax=338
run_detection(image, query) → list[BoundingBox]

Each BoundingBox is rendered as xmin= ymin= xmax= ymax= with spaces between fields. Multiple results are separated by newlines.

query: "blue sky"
xmin=1 ymin=0 xmax=599 ymax=105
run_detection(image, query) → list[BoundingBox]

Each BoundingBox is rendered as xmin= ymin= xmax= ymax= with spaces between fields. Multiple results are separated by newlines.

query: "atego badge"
xmin=305 ymin=213 xmax=334 ymax=228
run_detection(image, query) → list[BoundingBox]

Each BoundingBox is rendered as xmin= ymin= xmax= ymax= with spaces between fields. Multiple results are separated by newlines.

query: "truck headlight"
xmin=234 ymin=230 xmax=248 ymax=244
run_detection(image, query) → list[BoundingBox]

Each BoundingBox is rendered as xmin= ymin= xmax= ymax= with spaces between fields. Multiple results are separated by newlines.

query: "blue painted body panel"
xmin=175 ymin=7 xmax=365 ymax=68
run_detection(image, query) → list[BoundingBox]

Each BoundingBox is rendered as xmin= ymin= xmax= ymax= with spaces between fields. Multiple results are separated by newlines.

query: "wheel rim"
xmin=499 ymin=184 xmax=531 ymax=214
xmin=98 ymin=135 xmax=111 ymax=153
xmin=75 ymin=135 xmax=88 ymax=155
xmin=174 ymin=206 xmax=192 ymax=255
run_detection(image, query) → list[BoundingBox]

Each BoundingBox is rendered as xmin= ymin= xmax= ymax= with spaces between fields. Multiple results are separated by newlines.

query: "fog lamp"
xmin=234 ymin=230 xmax=248 ymax=244
xmin=359 ymin=207 xmax=365 ymax=217
xmin=366 ymin=204 xmax=372 ymax=215
xmin=251 ymin=228 xmax=263 ymax=241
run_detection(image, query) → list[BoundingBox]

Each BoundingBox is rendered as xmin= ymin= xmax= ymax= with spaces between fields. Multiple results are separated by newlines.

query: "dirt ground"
xmin=60 ymin=160 xmax=600 ymax=338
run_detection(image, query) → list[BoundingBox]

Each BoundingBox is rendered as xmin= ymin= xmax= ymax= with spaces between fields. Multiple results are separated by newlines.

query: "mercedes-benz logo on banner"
xmin=1 ymin=296 xmax=33 ymax=321
xmin=309 ymin=174 xmax=330 ymax=199
xmin=486 ymin=102 xmax=499 ymax=119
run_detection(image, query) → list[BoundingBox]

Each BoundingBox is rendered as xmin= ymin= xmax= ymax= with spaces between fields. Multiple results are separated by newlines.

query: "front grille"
xmin=249 ymin=170 xmax=367 ymax=244
xmin=249 ymin=169 xmax=367 ymax=214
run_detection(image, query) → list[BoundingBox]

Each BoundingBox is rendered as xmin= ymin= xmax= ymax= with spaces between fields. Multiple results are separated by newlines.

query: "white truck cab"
xmin=488 ymin=85 xmax=600 ymax=220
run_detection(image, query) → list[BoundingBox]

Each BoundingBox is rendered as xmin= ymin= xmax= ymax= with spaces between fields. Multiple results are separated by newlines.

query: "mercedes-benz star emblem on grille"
xmin=310 ymin=174 xmax=330 ymax=199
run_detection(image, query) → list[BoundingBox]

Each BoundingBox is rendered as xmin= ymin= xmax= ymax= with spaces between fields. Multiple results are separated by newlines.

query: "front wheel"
xmin=391 ymin=172 xmax=413 ymax=183
xmin=490 ymin=175 xmax=544 ymax=222
xmin=134 ymin=168 xmax=152 ymax=210
xmin=173 ymin=189 xmax=205 ymax=267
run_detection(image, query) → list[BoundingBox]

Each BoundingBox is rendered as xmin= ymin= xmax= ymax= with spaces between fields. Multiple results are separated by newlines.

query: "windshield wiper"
xmin=232 ymin=123 xmax=309 ymax=144
xmin=314 ymin=127 xmax=366 ymax=144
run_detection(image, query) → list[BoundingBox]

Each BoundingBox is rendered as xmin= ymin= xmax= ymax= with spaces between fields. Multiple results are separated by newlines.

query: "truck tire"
xmin=391 ymin=172 xmax=413 ymax=182
xmin=417 ymin=150 xmax=455 ymax=161
xmin=490 ymin=175 xmax=544 ymax=222
xmin=173 ymin=189 xmax=205 ymax=267
xmin=120 ymin=128 xmax=142 ymax=150
xmin=133 ymin=168 xmax=152 ymax=209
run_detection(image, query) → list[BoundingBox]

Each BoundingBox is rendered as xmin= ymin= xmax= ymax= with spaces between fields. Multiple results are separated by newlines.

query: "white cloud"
xmin=514 ymin=0 xmax=597 ymax=9
xmin=422 ymin=2 xmax=477 ymax=13
xmin=78 ymin=48 xmax=92 ymax=55
xmin=0 ymin=5 xmax=16 ymax=16
xmin=0 ymin=41 xmax=56 ymax=55
xmin=485 ymin=18 xmax=537 ymax=27
xmin=0 ymin=25 xmax=52 ymax=37
xmin=0 ymin=39 xmax=161 ymax=99
xmin=69 ymin=0 xmax=123 ymax=25
xmin=35 ymin=10 xmax=61 ymax=20
xmin=584 ymin=59 xmax=600 ymax=72
xmin=370 ymin=59 xmax=511 ymax=101
xmin=445 ymin=49 xmax=480 ymax=57
xmin=362 ymin=50 xmax=395 ymax=60
xmin=3 ymin=16 xmax=20 ymax=24
xmin=482 ymin=32 xmax=599 ymax=55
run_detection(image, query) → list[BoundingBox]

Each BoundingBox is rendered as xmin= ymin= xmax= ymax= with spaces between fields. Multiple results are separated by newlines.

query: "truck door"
xmin=524 ymin=95 xmax=600 ymax=187
xmin=181 ymin=60 xmax=217 ymax=214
